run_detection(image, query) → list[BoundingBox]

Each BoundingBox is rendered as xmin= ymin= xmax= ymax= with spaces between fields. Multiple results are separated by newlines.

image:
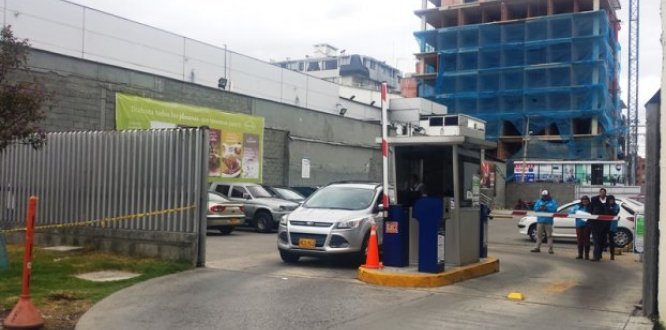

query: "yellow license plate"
xmin=229 ymin=219 xmax=240 ymax=225
xmin=298 ymin=238 xmax=316 ymax=249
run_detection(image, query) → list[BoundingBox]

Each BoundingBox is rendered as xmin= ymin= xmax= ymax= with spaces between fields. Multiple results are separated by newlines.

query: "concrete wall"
xmin=287 ymin=140 xmax=382 ymax=187
xmin=505 ymin=183 xmax=576 ymax=208
xmin=4 ymin=229 xmax=198 ymax=262
xmin=24 ymin=49 xmax=382 ymax=187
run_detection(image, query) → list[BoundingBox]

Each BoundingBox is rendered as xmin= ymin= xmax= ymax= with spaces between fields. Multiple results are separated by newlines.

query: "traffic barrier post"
xmin=3 ymin=196 xmax=45 ymax=329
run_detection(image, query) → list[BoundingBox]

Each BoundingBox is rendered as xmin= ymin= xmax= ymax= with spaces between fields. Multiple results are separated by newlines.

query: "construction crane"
xmin=627 ymin=0 xmax=639 ymax=185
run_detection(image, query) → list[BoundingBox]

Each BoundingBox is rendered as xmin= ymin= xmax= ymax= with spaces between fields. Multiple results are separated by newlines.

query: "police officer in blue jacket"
xmin=530 ymin=190 xmax=558 ymax=254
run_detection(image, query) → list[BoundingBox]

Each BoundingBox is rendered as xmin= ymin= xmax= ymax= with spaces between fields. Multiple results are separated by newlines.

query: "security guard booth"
xmin=378 ymin=114 xmax=496 ymax=269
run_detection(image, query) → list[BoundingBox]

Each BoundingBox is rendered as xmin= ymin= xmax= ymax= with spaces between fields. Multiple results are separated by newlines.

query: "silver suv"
xmin=210 ymin=183 xmax=299 ymax=233
xmin=277 ymin=182 xmax=388 ymax=263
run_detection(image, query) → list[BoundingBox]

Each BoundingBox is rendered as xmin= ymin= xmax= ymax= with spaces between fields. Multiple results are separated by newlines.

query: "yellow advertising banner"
xmin=115 ymin=93 xmax=264 ymax=183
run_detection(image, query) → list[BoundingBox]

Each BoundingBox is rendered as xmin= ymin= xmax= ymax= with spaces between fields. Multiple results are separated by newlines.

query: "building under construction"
xmin=414 ymin=0 xmax=622 ymax=161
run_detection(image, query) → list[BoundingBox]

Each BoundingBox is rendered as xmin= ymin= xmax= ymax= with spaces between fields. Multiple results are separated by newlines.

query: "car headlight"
xmin=280 ymin=215 xmax=288 ymax=226
xmin=278 ymin=205 xmax=296 ymax=212
xmin=335 ymin=218 xmax=367 ymax=230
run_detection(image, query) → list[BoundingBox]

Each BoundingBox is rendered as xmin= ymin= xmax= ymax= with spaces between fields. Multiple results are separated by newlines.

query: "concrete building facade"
xmin=274 ymin=44 xmax=403 ymax=93
xmin=22 ymin=48 xmax=384 ymax=187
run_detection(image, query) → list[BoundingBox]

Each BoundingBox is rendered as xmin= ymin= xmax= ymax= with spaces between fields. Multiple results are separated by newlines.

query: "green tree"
xmin=0 ymin=25 xmax=47 ymax=152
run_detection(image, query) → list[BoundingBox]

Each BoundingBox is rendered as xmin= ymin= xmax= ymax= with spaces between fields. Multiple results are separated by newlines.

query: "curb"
xmin=357 ymin=257 xmax=500 ymax=288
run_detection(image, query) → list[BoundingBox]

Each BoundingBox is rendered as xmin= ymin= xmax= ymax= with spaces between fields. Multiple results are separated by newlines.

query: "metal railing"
xmin=0 ymin=129 xmax=207 ymax=234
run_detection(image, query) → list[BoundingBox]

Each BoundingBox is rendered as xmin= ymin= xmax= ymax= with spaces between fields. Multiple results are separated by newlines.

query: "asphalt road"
xmin=76 ymin=219 xmax=650 ymax=330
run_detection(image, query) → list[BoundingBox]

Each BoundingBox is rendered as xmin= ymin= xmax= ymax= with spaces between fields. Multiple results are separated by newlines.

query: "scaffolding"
xmin=415 ymin=10 xmax=622 ymax=160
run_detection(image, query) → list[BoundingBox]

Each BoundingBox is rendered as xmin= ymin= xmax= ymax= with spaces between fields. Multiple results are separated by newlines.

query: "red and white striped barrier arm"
xmin=510 ymin=210 xmax=618 ymax=221
xmin=380 ymin=82 xmax=390 ymax=211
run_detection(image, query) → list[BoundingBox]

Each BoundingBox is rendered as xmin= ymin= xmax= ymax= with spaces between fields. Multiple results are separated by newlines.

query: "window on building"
xmin=307 ymin=61 xmax=320 ymax=71
xmin=298 ymin=62 xmax=304 ymax=71
xmin=324 ymin=60 xmax=337 ymax=70
xmin=572 ymin=118 xmax=592 ymax=135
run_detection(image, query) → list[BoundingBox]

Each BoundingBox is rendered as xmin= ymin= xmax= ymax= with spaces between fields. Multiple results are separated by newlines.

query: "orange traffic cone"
xmin=362 ymin=224 xmax=383 ymax=269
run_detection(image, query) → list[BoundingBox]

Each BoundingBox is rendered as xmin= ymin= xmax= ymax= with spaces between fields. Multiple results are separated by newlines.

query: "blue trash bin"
xmin=382 ymin=204 xmax=409 ymax=267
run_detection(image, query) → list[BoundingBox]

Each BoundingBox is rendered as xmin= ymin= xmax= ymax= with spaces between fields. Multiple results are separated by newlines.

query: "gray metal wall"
xmin=0 ymin=129 xmax=208 ymax=265
xmin=644 ymin=97 xmax=660 ymax=317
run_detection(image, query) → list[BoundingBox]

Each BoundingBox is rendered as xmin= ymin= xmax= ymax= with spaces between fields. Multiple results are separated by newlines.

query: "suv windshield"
xmin=247 ymin=185 xmax=273 ymax=198
xmin=304 ymin=186 xmax=375 ymax=210
xmin=273 ymin=187 xmax=304 ymax=200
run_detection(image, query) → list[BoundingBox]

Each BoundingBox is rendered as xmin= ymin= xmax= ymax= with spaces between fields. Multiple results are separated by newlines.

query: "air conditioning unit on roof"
xmin=419 ymin=114 xmax=486 ymax=140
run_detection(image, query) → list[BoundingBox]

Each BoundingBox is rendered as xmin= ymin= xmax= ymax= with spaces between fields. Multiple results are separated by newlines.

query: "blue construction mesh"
xmin=415 ymin=11 xmax=622 ymax=160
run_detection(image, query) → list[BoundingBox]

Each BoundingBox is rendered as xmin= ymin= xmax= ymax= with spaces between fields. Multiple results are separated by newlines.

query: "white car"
xmin=517 ymin=198 xmax=643 ymax=248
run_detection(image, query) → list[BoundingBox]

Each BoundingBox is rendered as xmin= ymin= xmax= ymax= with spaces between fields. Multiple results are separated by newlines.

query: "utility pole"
xmin=627 ymin=0 xmax=640 ymax=185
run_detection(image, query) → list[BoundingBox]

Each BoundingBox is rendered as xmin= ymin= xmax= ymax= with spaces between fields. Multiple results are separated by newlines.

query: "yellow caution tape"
xmin=0 ymin=205 xmax=196 ymax=234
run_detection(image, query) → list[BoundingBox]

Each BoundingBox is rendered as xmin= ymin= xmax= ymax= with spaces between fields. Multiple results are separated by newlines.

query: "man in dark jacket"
xmin=589 ymin=188 xmax=610 ymax=261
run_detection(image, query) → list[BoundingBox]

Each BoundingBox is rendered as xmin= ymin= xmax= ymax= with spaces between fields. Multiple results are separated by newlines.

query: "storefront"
xmin=513 ymin=160 xmax=626 ymax=186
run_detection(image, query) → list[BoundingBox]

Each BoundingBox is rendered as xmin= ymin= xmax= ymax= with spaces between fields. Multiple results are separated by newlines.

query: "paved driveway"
xmin=76 ymin=220 xmax=651 ymax=330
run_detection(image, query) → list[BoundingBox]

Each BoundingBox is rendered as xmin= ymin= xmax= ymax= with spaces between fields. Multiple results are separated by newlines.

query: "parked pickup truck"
xmin=209 ymin=182 xmax=299 ymax=233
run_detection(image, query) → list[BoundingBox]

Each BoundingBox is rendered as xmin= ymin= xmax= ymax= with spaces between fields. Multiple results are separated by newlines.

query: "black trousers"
xmin=590 ymin=220 xmax=610 ymax=259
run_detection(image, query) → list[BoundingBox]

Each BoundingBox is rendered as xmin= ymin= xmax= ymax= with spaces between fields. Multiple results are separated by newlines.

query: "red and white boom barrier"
xmin=511 ymin=210 xmax=619 ymax=221
xmin=380 ymin=82 xmax=390 ymax=212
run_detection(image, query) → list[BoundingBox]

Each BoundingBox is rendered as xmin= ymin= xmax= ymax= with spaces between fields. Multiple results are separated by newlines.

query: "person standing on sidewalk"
xmin=569 ymin=195 xmax=591 ymax=260
xmin=589 ymin=188 xmax=610 ymax=261
xmin=606 ymin=195 xmax=620 ymax=261
xmin=530 ymin=190 xmax=558 ymax=254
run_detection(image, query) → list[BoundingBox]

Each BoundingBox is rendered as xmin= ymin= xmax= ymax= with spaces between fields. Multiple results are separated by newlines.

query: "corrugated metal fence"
xmin=0 ymin=128 xmax=209 ymax=265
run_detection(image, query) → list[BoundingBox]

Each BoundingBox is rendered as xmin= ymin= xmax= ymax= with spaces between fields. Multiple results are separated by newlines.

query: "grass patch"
xmin=0 ymin=244 xmax=192 ymax=329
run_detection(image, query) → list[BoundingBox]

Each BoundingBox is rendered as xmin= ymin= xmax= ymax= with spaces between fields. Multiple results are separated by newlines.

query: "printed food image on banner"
xmin=209 ymin=129 xmax=222 ymax=177
xmin=115 ymin=93 xmax=264 ymax=183
xmin=242 ymin=134 xmax=260 ymax=179
xmin=221 ymin=131 xmax=242 ymax=178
